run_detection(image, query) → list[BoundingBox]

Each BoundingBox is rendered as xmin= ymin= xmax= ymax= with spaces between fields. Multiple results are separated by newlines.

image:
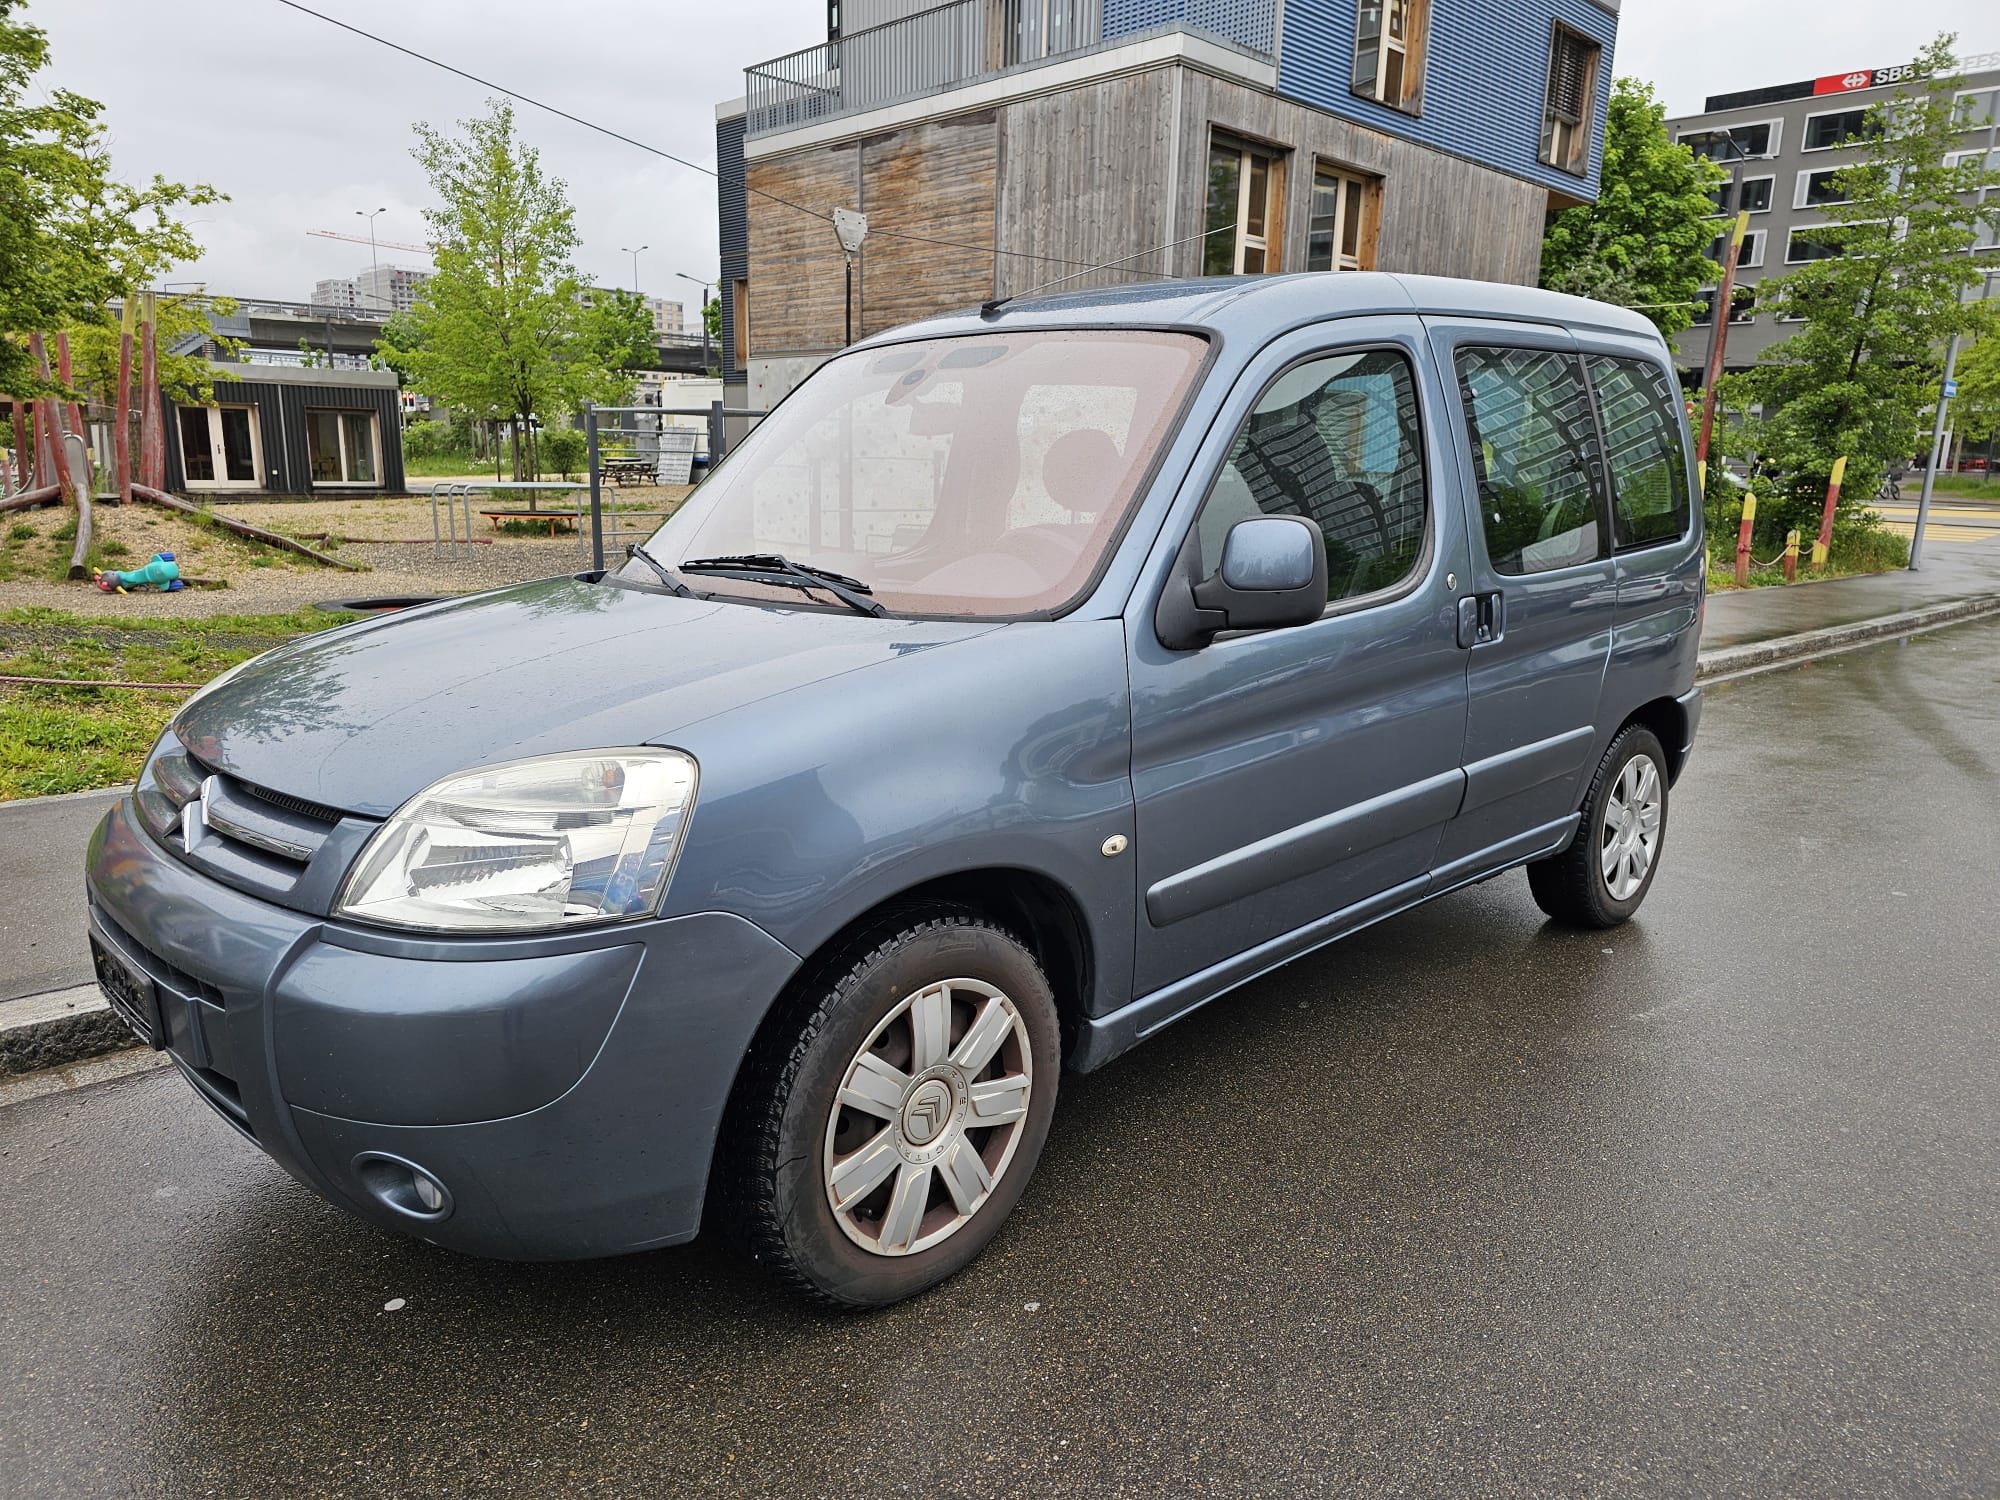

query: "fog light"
xmin=353 ymin=1152 xmax=453 ymax=1221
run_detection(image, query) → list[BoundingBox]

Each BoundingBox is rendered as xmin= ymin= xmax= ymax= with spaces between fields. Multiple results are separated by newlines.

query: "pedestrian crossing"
xmin=1870 ymin=505 xmax=2000 ymax=544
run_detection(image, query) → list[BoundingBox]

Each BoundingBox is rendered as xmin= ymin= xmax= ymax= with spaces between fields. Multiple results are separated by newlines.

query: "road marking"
xmin=1876 ymin=521 xmax=1998 ymax=543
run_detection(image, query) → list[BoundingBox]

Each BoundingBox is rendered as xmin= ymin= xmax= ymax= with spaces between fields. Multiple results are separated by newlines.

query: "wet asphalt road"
xmin=4 ymin=620 xmax=1997 ymax=1499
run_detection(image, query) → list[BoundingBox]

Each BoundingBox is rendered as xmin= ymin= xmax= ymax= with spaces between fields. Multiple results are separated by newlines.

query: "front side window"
xmin=1539 ymin=25 xmax=1602 ymax=175
xmin=1455 ymin=346 xmax=1605 ymax=575
xmin=1353 ymin=0 xmax=1426 ymax=112
xmin=307 ymin=411 xmax=379 ymax=484
xmin=1587 ymin=356 xmax=1690 ymax=550
xmin=1203 ymin=141 xmax=1280 ymax=276
xmin=642 ymin=330 xmax=1207 ymax=617
xmin=1307 ymin=165 xmax=1376 ymax=272
xmin=1194 ymin=348 xmax=1428 ymax=605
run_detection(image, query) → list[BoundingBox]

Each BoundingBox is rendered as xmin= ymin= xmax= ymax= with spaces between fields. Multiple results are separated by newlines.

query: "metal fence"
xmin=581 ymin=400 xmax=765 ymax=571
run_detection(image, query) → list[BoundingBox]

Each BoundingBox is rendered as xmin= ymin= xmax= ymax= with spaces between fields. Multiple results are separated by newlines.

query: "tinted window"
xmin=1195 ymin=348 xmax=1428 ymax=605
xmin=1805 ymin=109 xmax=1867 ymax=150
xmin=1587 ymin=356 xmax=1690 ymax=549
xmin=1455 ymin=346 xmax=1605 ymax=575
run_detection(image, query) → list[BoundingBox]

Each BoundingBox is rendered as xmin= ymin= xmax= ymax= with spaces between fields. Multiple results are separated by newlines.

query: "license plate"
xmin=91 ymin=934 xmax=162 ymax=1048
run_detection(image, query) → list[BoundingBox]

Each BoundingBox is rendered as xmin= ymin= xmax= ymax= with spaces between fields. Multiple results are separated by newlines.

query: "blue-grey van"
xmin=85 ymin=274 xmax=1703 ymax=1307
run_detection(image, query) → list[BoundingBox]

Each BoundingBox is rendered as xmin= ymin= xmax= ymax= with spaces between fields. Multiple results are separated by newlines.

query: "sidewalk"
xmin=5 ymin=556 xmax=2000 ymax=1082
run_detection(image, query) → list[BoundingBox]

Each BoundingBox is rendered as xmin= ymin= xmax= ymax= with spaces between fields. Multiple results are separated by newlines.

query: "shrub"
xmin=540 ymin=427 xmax=587 ymax=479
xmin=6 ymin=522 xmax=33 ymax=543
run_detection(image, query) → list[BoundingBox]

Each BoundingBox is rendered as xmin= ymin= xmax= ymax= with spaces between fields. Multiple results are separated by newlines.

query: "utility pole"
xmin=1910 ymin=266 xmax=1998 ymax=571
xmin=356 ymin=206 xmax=387 ymax=324
xmin=1696 ymin=126 xmax=1755 ymax=476
xmin=677 ymin=271 xmax=714 ymax=372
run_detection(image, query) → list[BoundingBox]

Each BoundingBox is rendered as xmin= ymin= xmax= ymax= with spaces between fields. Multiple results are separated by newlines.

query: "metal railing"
xmin=745 ymin=0 xmax=1274 ymax=137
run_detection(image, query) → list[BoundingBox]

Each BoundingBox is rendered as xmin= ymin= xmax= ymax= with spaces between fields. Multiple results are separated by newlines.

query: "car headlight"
xmin=336 ymin=750 xmax=698 ymax=933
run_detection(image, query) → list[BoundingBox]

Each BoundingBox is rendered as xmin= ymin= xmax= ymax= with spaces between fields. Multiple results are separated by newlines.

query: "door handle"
xmin=1456 ymin=591 xmax=1504 ymax=648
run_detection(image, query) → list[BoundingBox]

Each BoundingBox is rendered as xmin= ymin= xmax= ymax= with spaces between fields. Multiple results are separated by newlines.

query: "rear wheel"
xmin=1527 ymin=725 xmax=1669 ymax=928
xmin=726 ymin=912 xmax=1060 ymax=1309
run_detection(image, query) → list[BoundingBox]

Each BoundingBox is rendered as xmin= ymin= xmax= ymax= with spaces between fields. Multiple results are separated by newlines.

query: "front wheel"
xmin=726 ymin=912 xmax=1061 ymax=1309
xmin=1527 ymin=725 xmax=1669 ymax=928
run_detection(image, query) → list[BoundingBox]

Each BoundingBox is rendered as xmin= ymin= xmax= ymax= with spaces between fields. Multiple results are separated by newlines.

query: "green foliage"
xmin=1717 ymin=34 xmax=2000 ymax=540
xmin=0 ymin=0 xmax=224 ymax=400
xmin=704 ymin=295 xmax=721 ymax=344
xmin=1540 ymin=78 xmax=1725 ymax=336
xmin=1955 ymin=334 xmax=2000 ymax=443
xmin=539 ymin=426 xmax=586 ymax=478
xmin=402 ymin=415 xmax=471 ymax=461
xmin=68 ymin=292 xmax=244 ymax=408
xmin=581 ymin=288 xmax=655 ymax=395
xmin=375 ymin=101 xmax=636 ymax=476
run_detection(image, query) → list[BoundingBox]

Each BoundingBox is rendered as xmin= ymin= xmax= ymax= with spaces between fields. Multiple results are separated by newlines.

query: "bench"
xmin=480 ymin=509 xmax=579 ymax=536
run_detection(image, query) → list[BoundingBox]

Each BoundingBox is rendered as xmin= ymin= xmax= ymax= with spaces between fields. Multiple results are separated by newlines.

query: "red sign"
xmin=1814 ymin=69 xmax=1875 ymax=94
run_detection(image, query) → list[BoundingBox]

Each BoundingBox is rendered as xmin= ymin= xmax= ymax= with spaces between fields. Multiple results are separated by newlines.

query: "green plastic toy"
xmin=95 ymin=551 xmax=184 ymax=593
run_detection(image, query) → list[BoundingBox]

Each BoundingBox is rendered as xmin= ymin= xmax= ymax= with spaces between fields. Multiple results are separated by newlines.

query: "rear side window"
xmin=1587 ymin=356 xmax=1691 ymax=549
xmin=1454 ymin=345 xmax=1606 ymax=575
xmin=1195 ymin=348 xmax=1429 ymax=605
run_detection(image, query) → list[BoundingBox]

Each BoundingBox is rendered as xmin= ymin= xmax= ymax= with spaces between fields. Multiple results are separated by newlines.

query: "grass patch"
xmin=1706 ymin=523 xmax=1911 ymax=591
xmin=0 ymin=606 xmax=361 ymax=800
xmin=1932 ymin=474 xmax=2000 ymax=499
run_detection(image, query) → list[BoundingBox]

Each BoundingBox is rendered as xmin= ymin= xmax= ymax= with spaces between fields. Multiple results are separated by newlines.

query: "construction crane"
xmin=308 ymin=228 xmax=433 ymax=257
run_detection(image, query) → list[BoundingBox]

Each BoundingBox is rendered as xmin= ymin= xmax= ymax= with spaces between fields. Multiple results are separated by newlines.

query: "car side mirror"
xmin=1156 ymin=515 xmax=1328 ymax=650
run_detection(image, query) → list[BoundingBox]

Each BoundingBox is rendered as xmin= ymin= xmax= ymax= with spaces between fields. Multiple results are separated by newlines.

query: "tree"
xmin=1539 ymin=78 xmax=1725 ymax=337
xmin=1954 ymin=333 xmax=2000 ymax=447
xmin=579 ymin=287 xmax=656 ymax=403
xmin=704 ymin=295 xmax=721 ymax=345
xmin=69 ymin=293 xmax=243 ymax=406
xmin=0 ymin=0 xmax=222 ymax=400
xmin=1719 ymin=34 xmax=2000 ymax=537
xmin=377 ymin=101 xmax=634 ymax=478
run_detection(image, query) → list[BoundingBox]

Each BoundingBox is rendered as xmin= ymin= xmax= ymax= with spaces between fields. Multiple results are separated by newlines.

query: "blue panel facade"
xmin=716 ymin=112 xmax=748 ymax=386
xmin=1272 ymin=0 xmax=1615 ymax=196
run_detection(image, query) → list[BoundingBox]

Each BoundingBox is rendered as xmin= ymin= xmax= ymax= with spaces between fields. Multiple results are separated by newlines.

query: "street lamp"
xmin=621 ymin=244 xmax=648 ymax=297
xmin=356 ymin=207 xmax=388 ymax=317
xmin=676 ymin=271 xmax=713 ymax=370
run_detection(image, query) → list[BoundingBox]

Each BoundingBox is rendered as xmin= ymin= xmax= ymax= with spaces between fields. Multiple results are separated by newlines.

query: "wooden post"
xmin=28 ymin=336 xmax=71 ymax=506
xmin=8 ymin=402 xmax=27 ymax=490
xmin=1812 ymin=456 xmax=1847 ymax=572
xmin=55 ymin=331 xmax=83 ymax=439
xmin=138 ymin=296 xmax=163 ymax=491
xmin=114 ymin=301 xmax=136 ymax=506
xmin=1697 ymin=211 xmax=1752 ymax=468
xmin=1733 ymin=487 xmax=1756 ymax=588
xmin=1783 ymin=528 xmax=1800 ymax=583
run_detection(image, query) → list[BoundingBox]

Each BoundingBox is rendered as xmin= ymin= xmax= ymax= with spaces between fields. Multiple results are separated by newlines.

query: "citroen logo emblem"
xmin=902 ymin=1079 xmax=953 ymax=1146
xmin=180 ymin=775 xmax=219 ymax=851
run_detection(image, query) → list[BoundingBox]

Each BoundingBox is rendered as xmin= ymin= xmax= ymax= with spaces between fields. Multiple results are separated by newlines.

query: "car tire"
xmin=725 ymin=910 xmax=1061 ymax=1310
xmin=1527 ymin=724 xmax=1670 ymax=929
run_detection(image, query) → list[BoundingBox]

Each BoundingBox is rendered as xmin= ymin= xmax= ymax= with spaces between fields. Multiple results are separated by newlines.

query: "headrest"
xmin=1042 ymin=428 xmax=1124 ymax=515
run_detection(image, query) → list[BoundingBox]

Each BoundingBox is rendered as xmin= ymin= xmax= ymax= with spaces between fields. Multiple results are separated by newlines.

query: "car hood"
xmin=173 ymin=576 xmax=998 ymax=816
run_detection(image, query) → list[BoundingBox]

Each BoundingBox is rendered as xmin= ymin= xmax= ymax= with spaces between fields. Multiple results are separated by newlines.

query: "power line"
xmin=267 ymin=0 xmax=1169 ymax=276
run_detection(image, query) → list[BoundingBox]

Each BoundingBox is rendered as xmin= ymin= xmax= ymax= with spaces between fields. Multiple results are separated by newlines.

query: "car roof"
xmin=858 ymin=272 xmax=1662 ymax=348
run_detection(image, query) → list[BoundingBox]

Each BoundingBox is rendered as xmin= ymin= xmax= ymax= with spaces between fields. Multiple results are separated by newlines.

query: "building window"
xmin=1679 ymin=121 xmax=1778 ymax=161
xmin=1737 ymin=176 xmax=1773 ymax=213
xmin=1706 ymin=228 xmax=1765 ymax=269
xmin=731 ymin=279 xmax=749 ymax=370
xmin=1728 ymin=287 xmax=1755 ymax=323
xmin=1803 ymin=108 xmax=1870 ymax=151
xmin=1203 ymin=140 xmax=1283 ymax=276
xmin=306 ymin=410 xmax=379 ymax=485
xmin=1794 ymin=167 xmax=1852 ymax=209
xmin=176 ymin=405 xmax=261 ymax=489
xmin=1352 ymin=0 xmax=1426 ymax=112
xmin=1539 ymin=25 xmax=1601 ymax=176
xmin=1307 ymin=165 xmax=1378 ymax=272
xmin=1954 ymin=89 xmax=1998 ymax=128
xmin=1785 ymin=227 xmax=1847 ymax=263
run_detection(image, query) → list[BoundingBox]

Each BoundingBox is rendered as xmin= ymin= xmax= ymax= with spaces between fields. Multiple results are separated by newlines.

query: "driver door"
xmin=1125 ymin=318 xmax=1471 ymax=1003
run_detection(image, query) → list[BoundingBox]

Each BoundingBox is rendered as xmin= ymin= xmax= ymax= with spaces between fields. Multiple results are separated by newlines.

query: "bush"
xmin=402 ymin=418 xmax=470 ymax=462
xmin=540 ymin=427 xmax=587 ymax=479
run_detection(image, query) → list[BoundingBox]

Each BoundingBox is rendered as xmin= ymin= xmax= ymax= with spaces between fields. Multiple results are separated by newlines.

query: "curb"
xmin=1696 ymin=594 xmax=2000 ymax=682
xmin=0 ymin=985 xmax=130 ymax=1077
xmin=4 ymin=594 xmax=1996 ymax=1082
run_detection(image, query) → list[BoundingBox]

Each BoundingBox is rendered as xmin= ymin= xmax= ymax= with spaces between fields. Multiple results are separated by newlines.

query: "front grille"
xmin=136 ymin=736 xmax=363 ymax=908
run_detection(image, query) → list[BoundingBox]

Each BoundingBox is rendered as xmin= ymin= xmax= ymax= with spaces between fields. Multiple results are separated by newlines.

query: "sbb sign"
xmin=1814 ymin=69 xmax=1875 ymax=94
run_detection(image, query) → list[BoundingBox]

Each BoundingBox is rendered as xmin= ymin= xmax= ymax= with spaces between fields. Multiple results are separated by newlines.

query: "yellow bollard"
xmin=1783 ymin=528 xmax=1800 ymax=583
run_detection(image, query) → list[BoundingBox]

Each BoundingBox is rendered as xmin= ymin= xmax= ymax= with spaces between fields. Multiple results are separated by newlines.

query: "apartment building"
xmin=354 ymin=265 xmax=432 ymax=317
xmin=1666 ymin=52 xmax=2000 ymax=372
xmin=715 ymin=0 xmax=1620 ymax=407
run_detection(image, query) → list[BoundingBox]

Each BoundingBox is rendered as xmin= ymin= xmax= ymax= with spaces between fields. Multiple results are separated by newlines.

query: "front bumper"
xmin=86 ymin=794 xmax=800 ymax=1259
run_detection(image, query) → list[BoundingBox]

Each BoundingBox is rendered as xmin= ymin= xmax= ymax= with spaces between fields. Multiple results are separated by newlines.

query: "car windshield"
xmin=634 ymin=329 xmax=1208 ymax=616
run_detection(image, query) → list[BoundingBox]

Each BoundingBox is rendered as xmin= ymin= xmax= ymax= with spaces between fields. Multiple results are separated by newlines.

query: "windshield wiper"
xmin=624 ymin=543 xmax=693 ymax=597
xmin=680 ymin=553 xmax=888 ymax=618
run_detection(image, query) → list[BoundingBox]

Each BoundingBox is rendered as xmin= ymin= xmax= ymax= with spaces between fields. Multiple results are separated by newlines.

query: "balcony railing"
xmin=744 ymin=0 xmax=1275 ymax=138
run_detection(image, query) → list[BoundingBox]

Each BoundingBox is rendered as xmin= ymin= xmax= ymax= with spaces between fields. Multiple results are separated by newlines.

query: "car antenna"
xmin=980 ymin=221 xmax=1239 ymax=318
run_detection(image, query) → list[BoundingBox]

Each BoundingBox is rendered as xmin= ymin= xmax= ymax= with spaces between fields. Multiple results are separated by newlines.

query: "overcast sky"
xmin=36 ymin=0 xmax=2000 ymax=308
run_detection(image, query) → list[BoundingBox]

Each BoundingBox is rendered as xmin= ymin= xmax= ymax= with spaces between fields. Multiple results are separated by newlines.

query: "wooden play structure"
xmin=3 ymin=295 xmax=359 ymax=576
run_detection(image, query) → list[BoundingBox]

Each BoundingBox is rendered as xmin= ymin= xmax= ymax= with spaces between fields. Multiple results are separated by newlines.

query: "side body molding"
xmin=1145 ymin=768 xmax=1467 ymax=926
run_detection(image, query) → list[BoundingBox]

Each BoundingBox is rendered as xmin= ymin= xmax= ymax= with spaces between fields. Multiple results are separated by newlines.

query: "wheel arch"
xmin=1622 ymin=694 xmax=1693 ymax=783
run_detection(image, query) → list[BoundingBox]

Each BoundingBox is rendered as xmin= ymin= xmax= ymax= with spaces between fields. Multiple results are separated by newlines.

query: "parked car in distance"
xmin=86 ymin=274 xmax=1703 ymax=1308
